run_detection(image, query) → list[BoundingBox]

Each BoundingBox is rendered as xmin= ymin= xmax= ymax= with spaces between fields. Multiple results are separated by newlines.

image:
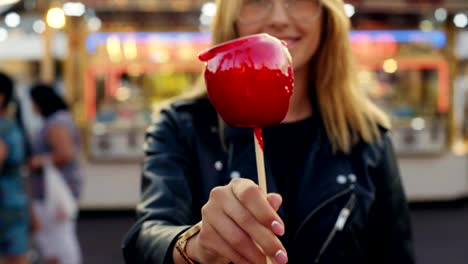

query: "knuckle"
xmin=244 ymin=244 xmax=265 ymax=263
xmin=201 ymin=204 xmax=212 ymax=219
xmin=260 ymin=213 xmax=276 ymax=227
xmin=265 ymin=239 xmax=283 ymax=256
xmin=209 ymin=186 xmax=224 ymax=200
xmin=198 ymin=226 xmax=216 ymax=251
xmin=237 ymin=184 xmax=261 ymax=204
xmin=230 ymin=177 xmax=243 ymax=185
xmin=254 ymin=254 xmax=267 ymax=264
xmin=231 ymin=236 xmax=244 ymax=248
xmin=197 ymin=229 xmax=211 ymax=247
xmin=230 ymin=178 xmax=254 ymax=188
xmin=198 ymin=226 xmax=207 ymax=239
xmin=229 ymin=255 xmax=247 ymax=264
xmin=230 ymin=232 xmax=248 ymax=248
xmin=236 ymin=209 xmax=253 ymax=226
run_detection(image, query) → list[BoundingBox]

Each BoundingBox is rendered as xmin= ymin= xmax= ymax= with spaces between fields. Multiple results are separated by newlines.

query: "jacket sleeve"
xmin=122 ymin=107 xmax=197 ymax=264
xmin=367 ymin=133 xmax=415 ymax=264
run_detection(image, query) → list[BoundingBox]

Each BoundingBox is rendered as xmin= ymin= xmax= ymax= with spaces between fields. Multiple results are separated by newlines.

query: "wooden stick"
xmin=253 ymin=129 xmax=272 ymax=264
xmin=254 ymin=130 xmax=267 ymax=194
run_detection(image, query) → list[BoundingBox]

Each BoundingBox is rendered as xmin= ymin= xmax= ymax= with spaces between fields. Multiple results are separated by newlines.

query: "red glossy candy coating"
xmin=198 ymin=33 xmax=294 ymax=128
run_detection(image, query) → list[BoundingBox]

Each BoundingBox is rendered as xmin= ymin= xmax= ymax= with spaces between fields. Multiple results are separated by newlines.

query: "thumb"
xmin=266 ymin=193 xmax=283 ymax=212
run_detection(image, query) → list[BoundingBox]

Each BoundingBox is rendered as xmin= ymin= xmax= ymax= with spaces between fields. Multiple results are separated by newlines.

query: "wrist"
xmin=173 ymin=234 xmax=200 ymax=264
xmin=185 ymin=233 xmax=201 ymax=263
xmin=174 ymin=222 xmax=202 ymax=264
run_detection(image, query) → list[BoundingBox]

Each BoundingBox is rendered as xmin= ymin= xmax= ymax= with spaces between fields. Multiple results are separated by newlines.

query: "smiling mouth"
xmin=280 ymin=38 xmax=300 ymax=48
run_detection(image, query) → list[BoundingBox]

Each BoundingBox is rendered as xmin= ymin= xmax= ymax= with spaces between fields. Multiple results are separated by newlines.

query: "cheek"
xmin=235 ymin=22 xmax=261 ymax=37
xmin=293 ymin=24 xmax=322 ymax=68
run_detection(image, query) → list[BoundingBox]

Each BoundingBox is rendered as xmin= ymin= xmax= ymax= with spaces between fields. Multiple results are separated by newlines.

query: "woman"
xmin=123 ymin=0 xmax=415 ymax=263
xmin=28 ymin=84 xmax=82 ymax=264
xmin=0 ymin=72 xmax=29 ymax=264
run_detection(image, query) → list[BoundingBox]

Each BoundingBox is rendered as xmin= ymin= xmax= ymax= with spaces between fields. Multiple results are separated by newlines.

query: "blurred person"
xmin=123 ymin=0 xmax=415 ymax=263
xmin=0 ymin=72 xmax=29 ymax=264
xmin=28 ymin=84 xmax=82 ymax=264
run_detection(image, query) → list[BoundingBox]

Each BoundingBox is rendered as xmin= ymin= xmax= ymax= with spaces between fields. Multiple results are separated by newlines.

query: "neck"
xmin=283 ymin=65 xmax=313 ymax=123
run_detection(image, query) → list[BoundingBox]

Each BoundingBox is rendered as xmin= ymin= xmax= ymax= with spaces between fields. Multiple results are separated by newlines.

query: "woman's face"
xmin=236 ymin=0 xmax=323 ymax=72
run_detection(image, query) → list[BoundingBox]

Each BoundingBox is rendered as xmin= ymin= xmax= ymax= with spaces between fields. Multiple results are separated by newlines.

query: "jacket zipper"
xmin=314 ymin=193 xmax=357 ymax=263
xmin=293 ymin=185 xmax=355 ymax=242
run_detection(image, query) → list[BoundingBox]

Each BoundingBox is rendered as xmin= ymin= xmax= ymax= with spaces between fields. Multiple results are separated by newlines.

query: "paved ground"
xmin=77 ymin=202 xmax=468 ymax=264
xmin=410 ymin=201 xmax=468 ymax=264
xmin=77 ymin=211 xmax=134 ymax=264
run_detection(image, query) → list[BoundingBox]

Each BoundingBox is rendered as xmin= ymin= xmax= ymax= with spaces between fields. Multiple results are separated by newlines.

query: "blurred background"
xmin=0 ymin=0 xmax=467 ymax=263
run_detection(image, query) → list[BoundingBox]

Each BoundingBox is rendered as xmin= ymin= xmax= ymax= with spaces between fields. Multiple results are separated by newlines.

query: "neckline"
xmin=267 ymin=115 xmax=314 ymax=129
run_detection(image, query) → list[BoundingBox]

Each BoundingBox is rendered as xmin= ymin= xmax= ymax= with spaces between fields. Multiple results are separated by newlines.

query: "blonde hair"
xmin=186 ymin=0 xmax=390 ymax=153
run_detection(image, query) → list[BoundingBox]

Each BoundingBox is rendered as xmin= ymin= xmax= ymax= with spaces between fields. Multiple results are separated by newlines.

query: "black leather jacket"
xmin=122 ymin=98 xmax=415 ymax=264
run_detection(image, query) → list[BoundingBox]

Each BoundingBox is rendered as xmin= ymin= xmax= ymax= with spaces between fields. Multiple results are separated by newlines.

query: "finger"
xmin=226 ymin=184 xmax=287 ymax=260
xmin=225 ymin=193 xmax=286 ymax=259
xmin=200 ymin=218 xmax=258 ymax=264
xmin=231 ymin=179 xmax=285 ymax=232
xmin=266 ymin=194 xmax=285 ymax=237
xmin=266 ymin=193 xmax=282 ymax=212
xmin=203 ymin=188 xmax=266 ymax=263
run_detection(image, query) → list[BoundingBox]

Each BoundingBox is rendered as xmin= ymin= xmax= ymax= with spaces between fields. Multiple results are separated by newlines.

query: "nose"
xmin=268 ymin=1 xmax=290 ymax=28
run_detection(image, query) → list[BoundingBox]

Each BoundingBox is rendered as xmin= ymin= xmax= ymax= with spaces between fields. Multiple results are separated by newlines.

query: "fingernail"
xmin=274 ymin=250 xmax=288 ymax=264
xmin=271 ymin=220 xmax=285 ymax=236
